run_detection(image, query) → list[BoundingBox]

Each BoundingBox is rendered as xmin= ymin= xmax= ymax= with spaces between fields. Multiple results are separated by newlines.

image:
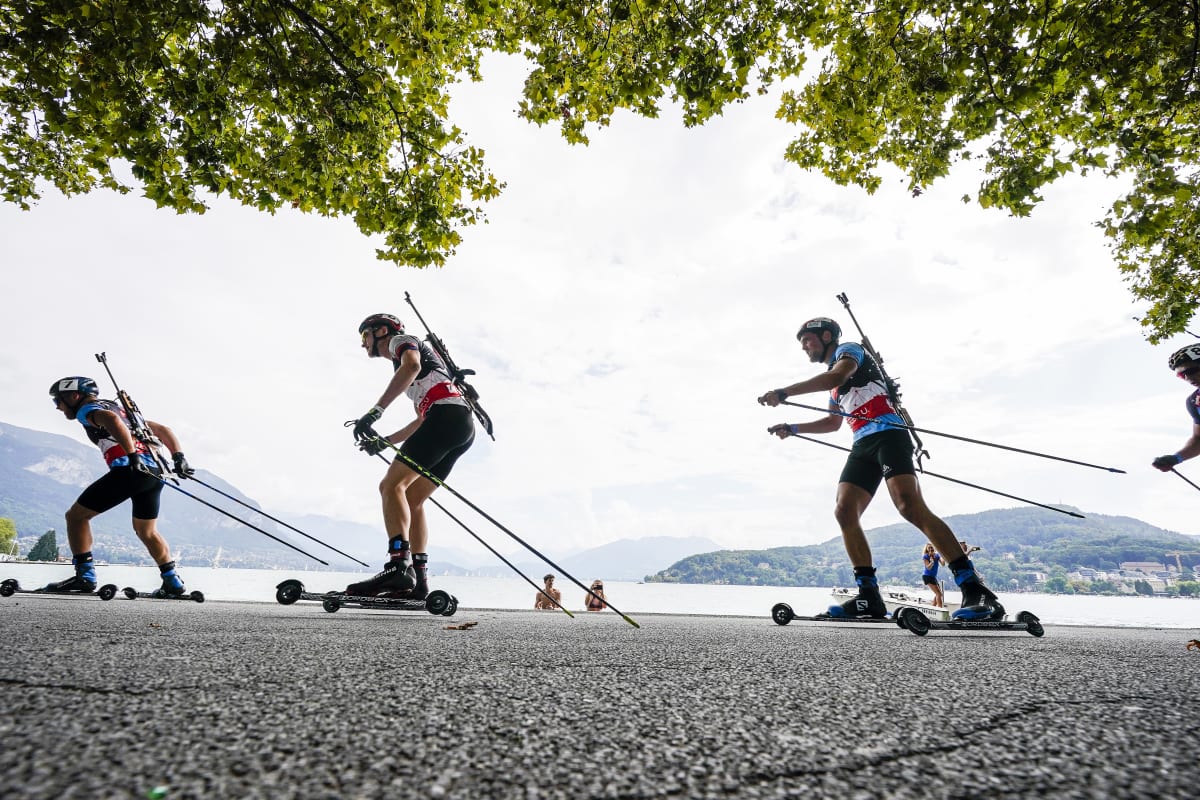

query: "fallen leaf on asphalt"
xmin=444 ymin=621 xmax=478 ymax=631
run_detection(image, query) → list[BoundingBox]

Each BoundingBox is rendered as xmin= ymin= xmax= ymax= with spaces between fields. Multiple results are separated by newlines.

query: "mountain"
xmin=647 ymin=506 xmax=1200 ymax=588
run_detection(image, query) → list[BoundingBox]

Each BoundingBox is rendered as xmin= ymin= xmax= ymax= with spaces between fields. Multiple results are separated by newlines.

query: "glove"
xmin=358 ymin=436 xmax=389 ymax=456
xmin=172 ymin=452 xmax=195 ymax=479
xmin=768 ymin=423 xmax=797 ymax=438
xmin=757 ymin=389 xmax=788 ymax=407
xmin=1152 ymin=454 xmax=1184 ymax=470
xmin=126 ymin=454 xmax=153 ymax=476
xmin=353 ymin=406 xmax=384 ymax=441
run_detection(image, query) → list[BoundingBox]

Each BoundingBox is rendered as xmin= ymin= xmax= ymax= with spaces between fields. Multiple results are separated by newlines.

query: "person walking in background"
xmin=921 ymin=543 xmax=945 ymax=608
xmin=1153 ymin=345 xmax=1200 ymax=473
xmin=347 ymin=313 xmax=475 ymax=600
xmin=761 ymin=316 xmax=1004 ymax=621
xmin=534 ymin=574 xmax=562 ymax=610
xmin=586 ymin=580 xmax=607 ymax=611
xmin=48 ymin=376 xmax=191 ymax=595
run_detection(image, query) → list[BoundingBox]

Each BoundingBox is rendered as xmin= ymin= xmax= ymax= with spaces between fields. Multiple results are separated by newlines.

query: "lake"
xmin=1 ymin=562 xmax=1196 ymax=629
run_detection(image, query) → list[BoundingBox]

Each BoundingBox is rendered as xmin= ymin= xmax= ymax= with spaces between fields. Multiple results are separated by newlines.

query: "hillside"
xmin=647 ymin=506 xmax=1200 ymax=588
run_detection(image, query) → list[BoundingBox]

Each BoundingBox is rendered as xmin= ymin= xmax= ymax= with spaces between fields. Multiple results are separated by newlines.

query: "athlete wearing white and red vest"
xmin=75 ymin=398 xmax=157 ymax=469
xmin=386 ymin=334 xmax=469 ymax=419
xmin=826 ymin=342 xmax=905 ymax=442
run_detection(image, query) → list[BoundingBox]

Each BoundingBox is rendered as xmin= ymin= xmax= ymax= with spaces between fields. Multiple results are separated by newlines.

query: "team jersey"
xmin=827 ymin=342 xmax=906 ymax=442
xmin=75 ymin=399 xmax=155 ymax=469
xmin=387 ymin=334 xmax=469 ymax=418
xmin=1188 ymin=390 xmax=1200 ymax=425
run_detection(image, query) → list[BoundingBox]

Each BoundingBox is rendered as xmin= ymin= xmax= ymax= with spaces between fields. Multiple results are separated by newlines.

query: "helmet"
xmin=797 ymin=317 xmax=842 ymax=343
xmin=49 ymin=376 xmax=99 ymax=398
xmin=1169 ymin=344 xmax=1200 ymax=371
xmin=358 ymin=313 xmax=404 ymax=336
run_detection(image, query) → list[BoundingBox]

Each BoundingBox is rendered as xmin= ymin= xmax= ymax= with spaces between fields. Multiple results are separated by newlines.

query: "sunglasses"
xmin=1178 ymin=365 xmax=1200 ymax=379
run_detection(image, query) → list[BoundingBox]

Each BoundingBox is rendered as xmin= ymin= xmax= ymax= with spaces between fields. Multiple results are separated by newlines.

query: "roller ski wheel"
xmin=275 ymin=579 xmax=304 ymax=605
xmin=0 ymin=579 xmax=16 ymax=598
xmin=771 ymin=602 xmax=795 ymax=626
xmin=424 ymin=589 xmax=452 ymax=616
xmin=442 ymin=598 xmax=458 ymax=617
xmin=1017 ymin=610 xmax=1045 ymax=638
xmin=123 ymin=587 xmax=138 ymax=600
xmin=98 ymin=584 xmax=118 ymax=601
xmin=898 ymin=607 xmax=931 ymax=636
xmin=322 ymin=598 xmax=342 ymax=613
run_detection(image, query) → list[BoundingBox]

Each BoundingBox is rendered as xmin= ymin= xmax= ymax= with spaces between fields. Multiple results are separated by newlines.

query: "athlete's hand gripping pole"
xmin=349 ymin=421 xmax=637 ymax=627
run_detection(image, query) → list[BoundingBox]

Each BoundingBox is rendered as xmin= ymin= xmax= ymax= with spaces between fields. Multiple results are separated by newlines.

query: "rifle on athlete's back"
xmin=404 ymin=292 xmax=496 ymax=440
xmin=94 ymin=352 xmax=179 ymax=482
xmin=836 ymin=293 xmax=930 ymax=469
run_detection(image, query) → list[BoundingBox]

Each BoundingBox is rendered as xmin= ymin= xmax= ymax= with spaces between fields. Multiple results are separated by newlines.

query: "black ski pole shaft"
xmin=186 ymin=475 xmax=369 ymax=567
xmin=1171 ymin=467 xmax=1200 ymax=492
xmin=782 ymin=431 xmax=1086 ymax=518
xmin=373 ymin=453 xmax=575 ymax=617
xmin=778 ymin=399 xmax=1126 ymax=473
xmin=158 ymin=480 xmax=329 ymax=565
xmin=365 ymin=436 xmax=638 ymax=627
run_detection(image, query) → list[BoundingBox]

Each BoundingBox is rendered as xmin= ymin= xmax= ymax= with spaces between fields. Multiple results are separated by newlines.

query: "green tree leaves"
xmin=26 ymin=529 xmax=57 ymax=562
xmin=3 ymin=1 xmax=1198 ymax=336
xmin=0 ymin=517 xmax=16 ymax=556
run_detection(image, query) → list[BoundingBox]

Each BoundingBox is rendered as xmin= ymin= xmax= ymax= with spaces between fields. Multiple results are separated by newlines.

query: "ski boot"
xmin=157 ymin=572 xmax=187 ymax=598
xmin=821 ymin=572 xmax=887 ymax=619
xmin=43 ymin=554 xmax=98 ymax=593
xmin=344 ymin=561 xmax=417 ymax=597
xmin=951 ymin=563 xmax=1005 ymax=621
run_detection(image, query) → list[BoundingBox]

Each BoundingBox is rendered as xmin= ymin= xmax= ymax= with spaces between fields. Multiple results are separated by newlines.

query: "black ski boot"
xmin=41 ymin=574 xmax=97 ymax=594
xmin=345 ymin=561 xmax=416 ymax=597
xmin=951 ymin=563 xmax=1005 ymax=621
xmin=156 ymin=561 xmax=186 ymax=597
xmin=821 ymin=571 xmax=887 ymax=619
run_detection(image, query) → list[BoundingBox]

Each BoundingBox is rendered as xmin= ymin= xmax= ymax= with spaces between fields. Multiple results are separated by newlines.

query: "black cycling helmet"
xmin=49 ymin=376 xmax=99 ymax=398
xmin=797 ymin=317 xmax=842 ymax=343
xmin=358 ymin=313 xmax=405 ymax=336
xmin=1169 ymin=344 xmax=1200 ymax=371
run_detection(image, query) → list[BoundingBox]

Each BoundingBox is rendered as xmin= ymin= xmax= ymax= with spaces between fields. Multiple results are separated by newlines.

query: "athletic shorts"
xmin=838 ymin=428 xmax=917 ymax=495
xmin=922 ymin=574 xmax=939 ymax=586
xmin=400 ymin=403 xmax=475 ymax=481
xmin=76 ymin=465 xmax=164 ymax=519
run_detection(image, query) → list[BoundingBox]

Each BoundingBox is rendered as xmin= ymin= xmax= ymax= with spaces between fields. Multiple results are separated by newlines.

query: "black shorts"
xmin=922 ymin=574 xmax=939 ymax=586
xmin=838 ymin=428 xmax=917 ymax=495
xmin=400 ymin=403 xmax=475 ymax=481
xmin=76 ymin=465 xmax=164 ymax=519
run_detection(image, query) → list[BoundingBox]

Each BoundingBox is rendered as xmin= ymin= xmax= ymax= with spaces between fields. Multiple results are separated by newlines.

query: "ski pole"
xmin=354 ymin=425 xmax=639 ymax=628
xmin=777 ymin=399 xmax=1126 ymax=474
xmin=159 ymin=480 xmax=330 ymax=565
xmin=777 ymin=429 xmax=1087 ymax=518
xmin=1171 ymin=467 xmax=1200 ymax=492
xmin=373 ymin=453 xmax=575 ymax=617
xmin=187 ymin=475 xmax=370 ymax=567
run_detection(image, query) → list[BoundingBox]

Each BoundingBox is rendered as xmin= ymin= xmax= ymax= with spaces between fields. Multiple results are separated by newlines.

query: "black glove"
xmin=172 ymin=452 xmax=195 ymax=479
xmin=358 ymin=436 xmax=389 ymax=456
xmin=1152 ymin=454 xmax=1183 ymax=470
xmin=353 ymin=406 xmax=384 ymax=441
xmin=126 ymin=454 xmax=153 ymax=476
xmin=767 ymin=423 xmax=797 ymax=438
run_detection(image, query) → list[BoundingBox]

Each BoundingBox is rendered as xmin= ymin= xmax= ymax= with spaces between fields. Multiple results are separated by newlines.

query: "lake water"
xmin=1 ymin=562 xmax=1196 ymax=629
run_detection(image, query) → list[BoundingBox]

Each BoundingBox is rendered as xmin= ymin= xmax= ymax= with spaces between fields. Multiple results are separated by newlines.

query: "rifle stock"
xmin=95 ymin=353 xmax=177 ymax=481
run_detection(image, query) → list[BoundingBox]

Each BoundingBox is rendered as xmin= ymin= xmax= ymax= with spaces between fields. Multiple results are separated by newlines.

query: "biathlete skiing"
xmin=1153 ymin=345 xmax=1200 ymax=473
xmin=48 ymin=376 xmax=193 ymax=595
xmin=347 ymin=313 xmax=475 ymax=599
xmin=758 ymin=317 xmax=1003 ymax=621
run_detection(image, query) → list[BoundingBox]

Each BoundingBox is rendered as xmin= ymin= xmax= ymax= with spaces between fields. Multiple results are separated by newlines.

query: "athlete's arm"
xmin=1156 ymin=423 xmax=1200 ymax=470
xmin=384 ymin=417 xmax=422 ymax=445
xmin=760 ymin=356 xmax=857 ymax=405
xmin=374 ymin=347 xmax=422 ymax=411
xmin=146 ymin=420 xmax=183 ymax=454
xmin=88 ymin=408 xmax=141 ymax=459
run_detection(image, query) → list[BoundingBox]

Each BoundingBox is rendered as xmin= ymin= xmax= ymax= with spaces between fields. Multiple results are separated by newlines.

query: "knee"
xmin=65 ymin=505 xmax=90 ymax=526
xmin=832 ymin=501 xmax=858 ymax=527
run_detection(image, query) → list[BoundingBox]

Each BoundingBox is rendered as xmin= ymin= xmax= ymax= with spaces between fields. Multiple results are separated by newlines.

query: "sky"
xmin=2 ymin=53 xmax=1197 ymax=563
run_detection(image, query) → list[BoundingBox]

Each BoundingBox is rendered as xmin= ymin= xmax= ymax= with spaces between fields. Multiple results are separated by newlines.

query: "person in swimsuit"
xmin=585 ymin=580 xmax=607 ymax=611
xmin=534 ymin=574 xmax=562 ymax=610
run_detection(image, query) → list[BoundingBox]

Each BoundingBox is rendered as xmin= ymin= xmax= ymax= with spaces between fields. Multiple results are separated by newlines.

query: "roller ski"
xmin=771 ymin=601 xmax=902 ymax=628
xmin=120 ymin=568 xmax=203 ymax=602
xmin=773 ymin=572 xmax=902 ymax=628
xmin=274 ymin=578 xmax=458 ymax=616
xmin=894 ymin=606 xmax=1044 ymax=637
xmin=0 ymin=577 xmax=119 ymax=601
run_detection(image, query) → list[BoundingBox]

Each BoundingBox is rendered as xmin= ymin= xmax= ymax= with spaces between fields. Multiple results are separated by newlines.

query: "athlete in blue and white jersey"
xmin=46 ymin=376 xmax=191 ymax=595
xmin=348 ymin=313 xmax=475 ymax=599
xmin=1153 ymin=344 xmax=1200 ymax=472
xmin=759 ymin=316 xmax=1002 ymax=622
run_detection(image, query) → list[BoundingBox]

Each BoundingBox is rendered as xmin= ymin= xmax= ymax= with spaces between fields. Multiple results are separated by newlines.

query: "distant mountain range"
xmin=0 ymin=421 xmax=720 ymax=580
xmin=648 ymin=506 xmax=1200 ymax=588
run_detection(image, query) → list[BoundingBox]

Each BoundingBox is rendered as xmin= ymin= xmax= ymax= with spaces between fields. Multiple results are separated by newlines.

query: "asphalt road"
xmin=1 ymin=596 xmax=1197 ymax=800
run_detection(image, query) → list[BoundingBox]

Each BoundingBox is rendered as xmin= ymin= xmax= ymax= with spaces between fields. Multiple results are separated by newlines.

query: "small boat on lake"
xmin=830 ymin=586 xmax=960 ymax=621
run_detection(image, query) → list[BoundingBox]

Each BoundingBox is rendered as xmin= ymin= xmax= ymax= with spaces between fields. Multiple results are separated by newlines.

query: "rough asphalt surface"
xmin=1 ymin=596 xmax=1197 ymax=800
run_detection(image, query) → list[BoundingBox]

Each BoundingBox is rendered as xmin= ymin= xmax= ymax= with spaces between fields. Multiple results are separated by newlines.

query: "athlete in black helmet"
xmin=346 ymin=313 xmax=475 ymax=599
xmin=1153 ymin=345 xmax=1200 ymax=472
xmin=47 ymin=377 xmax=192 ymax=595
xmin=758 ymin=317 xmax=1003 ymax=621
